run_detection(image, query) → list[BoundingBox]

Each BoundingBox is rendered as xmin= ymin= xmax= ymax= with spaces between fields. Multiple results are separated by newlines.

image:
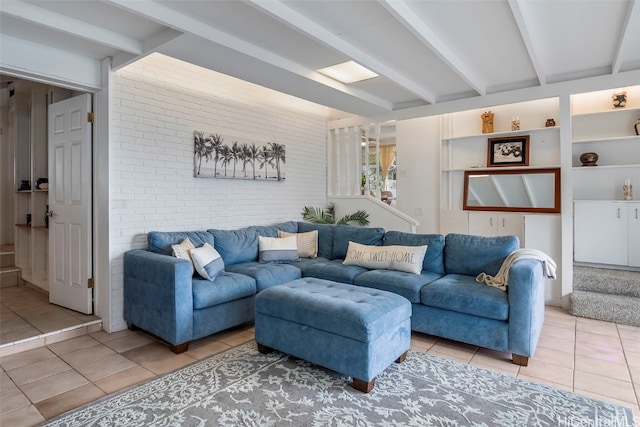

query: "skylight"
xmin=317 ymin=61 xmax=379 ymax=84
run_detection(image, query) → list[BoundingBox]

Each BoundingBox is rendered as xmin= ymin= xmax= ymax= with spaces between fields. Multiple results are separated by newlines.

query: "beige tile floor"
xmin=1 ymin=294 xmax=640 ymax=426
xmin=0 ymin=285 xmax=101 ymax=347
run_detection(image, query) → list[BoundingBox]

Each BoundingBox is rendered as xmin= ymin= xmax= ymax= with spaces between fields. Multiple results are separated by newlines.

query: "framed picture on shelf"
xmin=487 ymin=135 xmax=530 ymax=167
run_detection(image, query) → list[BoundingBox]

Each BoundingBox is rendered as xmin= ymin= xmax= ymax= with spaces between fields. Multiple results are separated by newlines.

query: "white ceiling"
xmin=1 ymin=0 xmax=639 ymax=119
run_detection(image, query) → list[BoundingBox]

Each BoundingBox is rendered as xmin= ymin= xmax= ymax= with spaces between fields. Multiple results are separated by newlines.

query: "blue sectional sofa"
xmin=123 ymin=221 xmax=546 ymax=365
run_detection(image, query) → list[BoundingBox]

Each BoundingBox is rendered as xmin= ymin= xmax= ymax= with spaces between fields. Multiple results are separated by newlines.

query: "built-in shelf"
xmin=572 ymin=106 xmax=640 ymax=118
xmin=443 ymin=165 xmax=561 ymax=172
xmin=33 ymin=189 xmax=48 ymax=192
xmin=573 ymin=164 xmax=640 ymax=170
xmin=16 ymin=190 xmax=32 ymax=193
xmin=33 ymin=226 xmax=49 ymax=231
xmin=15 ymin=224 xmax=31 ymax=228
xmin=442 ymin=126 xmax=559 ymax=142
xmin=573 ymin=135 xmax=640 ymax=145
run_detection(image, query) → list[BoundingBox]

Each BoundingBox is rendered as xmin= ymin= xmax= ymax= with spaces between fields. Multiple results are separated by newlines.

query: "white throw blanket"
xmin=476 ymin=248 xmax=557 ymax=291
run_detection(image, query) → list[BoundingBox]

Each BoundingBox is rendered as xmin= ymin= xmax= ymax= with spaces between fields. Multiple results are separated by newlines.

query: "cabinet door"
xmin=628 ymin=203 xmax=640 ymax=267
xmin=468 ymin=212 xmax=497 ymax=237
xmin=498 ymin=213 xmax=524 ymax=247
xmin=574 ymin=201 xmax=627 ymax=265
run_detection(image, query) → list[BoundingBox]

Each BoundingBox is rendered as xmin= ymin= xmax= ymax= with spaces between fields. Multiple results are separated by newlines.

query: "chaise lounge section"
xmin=123 ymin=221 xmax=547 ymax=365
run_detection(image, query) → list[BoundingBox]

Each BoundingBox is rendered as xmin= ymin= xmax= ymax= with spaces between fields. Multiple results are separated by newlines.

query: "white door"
xmin=628 ymin=203 xmax=640 ymax=267
xmin=497 ymin=213 xmax=524 ymax=247
xmin=574 ymin=201 xmax=627 ymax=266
xmin=48 ymin=94 xmax=93 ymax=314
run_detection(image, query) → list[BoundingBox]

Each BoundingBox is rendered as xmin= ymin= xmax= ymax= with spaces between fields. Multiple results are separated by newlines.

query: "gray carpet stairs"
xmin=571 ymin=265 xmax=640 ymax=327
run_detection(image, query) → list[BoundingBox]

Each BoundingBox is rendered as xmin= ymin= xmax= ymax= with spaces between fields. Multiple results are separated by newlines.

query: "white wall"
xmin=0 ymin=96 xmax=12 ymax=245
xmin=108 ymin=54 xmax=329 ymax=331
xmin=395 ymin=116 xmax=441 ymax=233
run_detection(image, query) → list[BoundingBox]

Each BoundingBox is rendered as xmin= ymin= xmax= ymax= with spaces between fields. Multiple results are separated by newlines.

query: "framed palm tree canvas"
xmin=194 ymin=131 xmax=286 ymax=181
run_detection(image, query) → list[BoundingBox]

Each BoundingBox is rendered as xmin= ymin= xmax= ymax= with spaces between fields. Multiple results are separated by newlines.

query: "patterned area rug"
xmin=43 ymin=341 xmax=634 ymax=426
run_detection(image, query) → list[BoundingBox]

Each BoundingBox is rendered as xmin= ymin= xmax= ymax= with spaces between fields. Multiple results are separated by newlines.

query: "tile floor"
xmin=1 ymin=290 xmax=639 ymax=426
xmin=0 ymin=285 xmax=101 ymax=347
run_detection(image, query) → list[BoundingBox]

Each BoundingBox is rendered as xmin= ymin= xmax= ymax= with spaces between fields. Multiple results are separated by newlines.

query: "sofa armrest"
xmin=123 ymin=249 xmax=194 ymax=346
xmin=507 ymin=258 xmax=546 ymax=358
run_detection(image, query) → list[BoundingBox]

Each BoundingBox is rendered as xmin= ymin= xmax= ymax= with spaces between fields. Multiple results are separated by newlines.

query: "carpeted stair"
xmin=571 ymin=265 xmax=640 ymax=327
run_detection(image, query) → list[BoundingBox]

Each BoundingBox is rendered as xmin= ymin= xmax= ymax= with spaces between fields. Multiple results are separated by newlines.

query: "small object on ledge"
xmin=36 ymin=177 xmax=48 ymax=189
xmin=26 ymin=214 xmax=31 ymax=225
xmin=612 ymin=90 xmax=627 ymax=108
xmin=580 ymin=152 xmax=599 ymax=166
xmin=624 ymin=178 xmax=633 ymax=201
xmin=39 ymin=182 xmax=49 ymax=190
xmin=511 ymin=116 xmax=520 ymax=131
xmin=18 ymin=180 xmax=30 ymax=191
xmin=481 ymin=111 xmax=494 ymax=134
xmin=635 ymin=116 xmax=640 ymax=136
xmin=545 ymin=118 xmax=556 ymax=127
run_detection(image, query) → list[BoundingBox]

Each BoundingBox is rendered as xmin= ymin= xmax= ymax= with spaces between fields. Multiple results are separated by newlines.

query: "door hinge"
xmin=88 ymin=278 xmax=94 ymax=289
xmin=87 ymin=112 xmax=94 ymax=123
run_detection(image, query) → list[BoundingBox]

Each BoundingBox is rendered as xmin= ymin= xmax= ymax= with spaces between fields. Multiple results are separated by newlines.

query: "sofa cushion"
xmin=148 ymin=231 xmax=215 ymax=256
xmin=171 ymin=238 xmax=195 ymax=275
xmin=332 ymin=226 xmax=385 ymax=259
xmin=208 ymin=228 xmax=259 ymax=266
xmin=384 ymin=231 xmax=445 ymax=274
xmin=302 ymin=259 xmax=368 ymax=284
xmin=278 ymin=230 xmax=318 ymax=258
xmin=421 ymin=274 xmax=509 ymax=321
xmin=354 ymin=269 xmax=442 ymax=303
xmin=224 ymin=262 xmax=301 ymax=292
xmin=248 ymin=221 xmax=298 ymax=238
xmin=444 ymin=233 xmax=519 ymax=276
xmin=343 ymin=241 xmax=427 ymax=274
xmin=297 ymin=223 xmax=334 ymax=259
xmin=258 ymin=236 xmax=299 ymax=263
xmin=192 ymin=272 xmax=257 ymax=310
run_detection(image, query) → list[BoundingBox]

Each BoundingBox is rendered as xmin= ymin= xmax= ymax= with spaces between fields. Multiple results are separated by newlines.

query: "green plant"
xmin=301 ymin=204 xmax=370 ymax=226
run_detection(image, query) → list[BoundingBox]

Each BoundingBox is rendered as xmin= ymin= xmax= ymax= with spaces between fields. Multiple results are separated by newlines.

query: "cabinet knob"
xmin=617 ymin=208 xmax=621 ymax=219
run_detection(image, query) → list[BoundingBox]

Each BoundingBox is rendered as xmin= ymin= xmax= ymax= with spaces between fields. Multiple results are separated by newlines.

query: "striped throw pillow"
xmin=258 ymin=235 xmax=299 ymax=263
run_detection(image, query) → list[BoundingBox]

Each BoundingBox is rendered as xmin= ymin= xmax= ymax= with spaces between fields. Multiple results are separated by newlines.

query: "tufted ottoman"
xmin=255 ymin=277 xmax=411 ymax=392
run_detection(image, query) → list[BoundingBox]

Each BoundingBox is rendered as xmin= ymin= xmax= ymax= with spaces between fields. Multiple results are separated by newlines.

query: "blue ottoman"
xmin=255 ymin=277 xmax=411 ymax=392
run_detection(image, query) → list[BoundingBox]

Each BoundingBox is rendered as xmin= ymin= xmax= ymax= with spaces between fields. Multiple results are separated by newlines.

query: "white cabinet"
xmin=468 ymin=212 xmax=524 ymax=246
xmin=574 ymin=201 xmax=640 ymax=267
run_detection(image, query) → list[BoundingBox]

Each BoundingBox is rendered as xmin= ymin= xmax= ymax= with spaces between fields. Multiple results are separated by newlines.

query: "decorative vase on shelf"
xmin=612 ymin=90 xmax=627 ymax=108
xmin=635 ymin=116 xmax=640 ymax=136
xmin=545 ymin=118 xmax=556 ymax=127
xmin=481 ymin=111 xmax=494 ymax=134
xmin=580 ymin=152 xmax=598 ymax=166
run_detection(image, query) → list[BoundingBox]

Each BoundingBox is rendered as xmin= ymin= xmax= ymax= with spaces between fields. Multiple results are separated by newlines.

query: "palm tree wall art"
xmin=194 ymin=131 xmax=286 ymax=181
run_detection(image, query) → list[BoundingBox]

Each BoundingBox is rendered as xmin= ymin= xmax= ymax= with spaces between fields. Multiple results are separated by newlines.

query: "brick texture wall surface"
xmin=109 ymin=54 xmax=328 ymax=330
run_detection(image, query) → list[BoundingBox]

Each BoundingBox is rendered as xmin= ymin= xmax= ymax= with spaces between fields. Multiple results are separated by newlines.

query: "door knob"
xmin=45 ymin=210 xmax=54 ymax=217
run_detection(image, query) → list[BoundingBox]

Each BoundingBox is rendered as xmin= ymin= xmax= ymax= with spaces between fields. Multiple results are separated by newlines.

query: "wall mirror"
xmin=463 ymin=168 xmax=561 ymax=213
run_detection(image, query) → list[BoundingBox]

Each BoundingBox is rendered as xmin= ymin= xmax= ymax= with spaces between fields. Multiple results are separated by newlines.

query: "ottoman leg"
xmin=257 ymin=343 xmax=274 ymax=354
xmin=353 ymin=378 xmax=375 ymax=393
xmin=395 ymin=350 xmax=408 ymax=363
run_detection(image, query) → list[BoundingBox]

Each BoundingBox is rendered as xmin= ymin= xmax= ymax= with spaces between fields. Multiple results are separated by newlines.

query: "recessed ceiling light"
xmin=317 ymin=61 xmax=379 ymax=84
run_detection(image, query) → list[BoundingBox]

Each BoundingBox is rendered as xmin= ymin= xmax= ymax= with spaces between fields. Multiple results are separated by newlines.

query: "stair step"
xmin=570 ymin=290 xmax=640 ymax=327
xmin=0 ymin=245 xmax=15 ymax=255
xmin=573 ymin=265 xmax=640 ymax=298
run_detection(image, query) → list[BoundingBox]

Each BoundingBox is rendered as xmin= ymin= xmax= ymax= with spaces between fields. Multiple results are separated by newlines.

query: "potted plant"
xmin=301 ymin=204 xmax=369 ymax=226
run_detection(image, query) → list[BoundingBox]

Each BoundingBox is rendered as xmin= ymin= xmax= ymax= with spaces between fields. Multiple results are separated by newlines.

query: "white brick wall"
xmin=109 ymin=54 xmax=329 ymax=331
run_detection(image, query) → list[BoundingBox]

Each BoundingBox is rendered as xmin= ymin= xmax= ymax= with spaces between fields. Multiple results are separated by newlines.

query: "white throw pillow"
xmin=189 ymin=243 xmax=225 ymax=281
xmin=278 ymin=230 xmax=318 ymax=258
xmin=258 ymin=235 xmax=299 ymax=263
xmin=343 ymin=241 xmax=428 ymax=274
xmin=171 ymin=237 xmax=195 ymax=275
